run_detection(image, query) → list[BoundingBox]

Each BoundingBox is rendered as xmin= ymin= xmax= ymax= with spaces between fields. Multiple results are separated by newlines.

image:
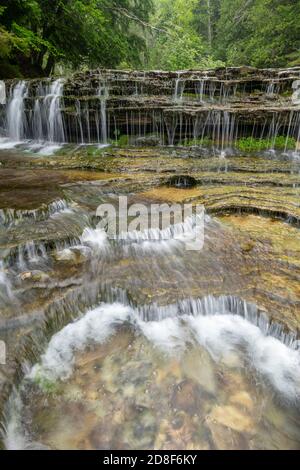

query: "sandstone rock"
xmin=229 ymin=391 xmax=255 ymax=412
xmin=135 ymin=136 xmax=161 ymax=147
xmin=205 ymin=416 xmax=250 ymax=450
xmin=171 ymin=379 xmax=202 ymax=415
xmin=208 ymin=405 xmax=255 ymax=434
xmin=20 ymin=270 xmax=50 ymax=283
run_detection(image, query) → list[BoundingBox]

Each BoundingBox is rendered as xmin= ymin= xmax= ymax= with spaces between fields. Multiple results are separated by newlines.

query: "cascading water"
xmin=174 ymin=73 xmax=185 ymax=103
xmin=0 ymin=81 xmax=6 ymax=105
xmin=6 ymin=81 xmax=28 ymax=141
xmin=3 ymin=292 xmax=300 ymax=450
xmin=1 ymin=127 xmax=300 ymax=449
xmin=44 ymin=79 xmax=65 ymax=143
xmin=0 ymin=68 xmax=299 ymax=155
xmin=98 ymin=83 xmax=108 ymax=145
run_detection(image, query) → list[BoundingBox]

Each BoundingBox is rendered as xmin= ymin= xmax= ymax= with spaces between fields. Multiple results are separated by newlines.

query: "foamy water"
xmin=77 ymin=213 xmax=207 ymax=255
xmin=26 ymin=301 xmax=300 ymax=402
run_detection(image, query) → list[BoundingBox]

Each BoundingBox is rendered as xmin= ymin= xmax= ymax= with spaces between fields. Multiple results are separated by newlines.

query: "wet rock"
xmin=184 ymin=349 xmax=217 ymax=397
xmin=241 ymin=241 xmax=255 ymax=253
xmin=25 ymin=442 xmax=51 ymax=450
xmin=19 ymin=270 xmax=50 ymax=283
xmin=88 ymin=422 xmax=121 ymax=450
xmin=167 ymin=175 xmax=197 ymax=188
xmin=171 ymin=379 xmax=202 ymax=415
xmin=135 ymin=136 xmax=161 ymax=147
xmin=19 ymin=271 xmax=32 ymax=281
xmin=208 ymin=405 xmax=255 ymax=434
xmin=229 ymin=391 xmax=255 ymax=412
xmin=54 ymin=246 xmax=91 ymax=265
xmin=205 ymin=417 xmax=250 ymax=450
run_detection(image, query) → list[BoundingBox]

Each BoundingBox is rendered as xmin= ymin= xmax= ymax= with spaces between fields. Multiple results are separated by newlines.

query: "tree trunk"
xmin=206 ymin=0 xmax=212 ymax=49
xmin=44 ymin=55 xmax=55 ymax=76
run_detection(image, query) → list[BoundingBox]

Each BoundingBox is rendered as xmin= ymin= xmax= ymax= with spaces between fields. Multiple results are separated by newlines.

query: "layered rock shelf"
xmin=1 ymin=68 xmax=300 ymax=450
xmin=1 ymin=67 xmax=300 ymax=149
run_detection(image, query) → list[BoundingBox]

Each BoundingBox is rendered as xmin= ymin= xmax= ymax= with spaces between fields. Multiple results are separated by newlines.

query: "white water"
xmin=36 ymin=144 xmax=63 ymax=156
xmin=98 ymin=84 xmax=108 ymax=144
xmin=1 ymin=74 xmax=300 ymax=154
xmin=174 ymin=73 xmax=185 ymax=103
xmin=0 ymin=261 xmax=13 ymax=304
xmin=24 ymin=299 xmax=300 ymax=403
xmin=0 ymin=81 xmax=6 ymax=105
xmin=81 ymin=227 xmax=110 ymax=253
xmin=1 ymin=79 xmax=65 ymax=152
xmin=7 ymin=81 xmax=28 ymax=141
xmin=28 ymin=303 xmax=132 ymax=381
xmin=0 ymin=138 xmax=24 ymax=149
xmin=76 ymin=213 xmax=206 ymax=256
xmin=44 ymin=79 xmax=65 ymax=143
xmin=0 ymin=199 xmax=69 ymax=227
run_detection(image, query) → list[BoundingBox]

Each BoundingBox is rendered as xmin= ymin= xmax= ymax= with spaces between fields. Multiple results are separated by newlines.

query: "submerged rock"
xmin=136 ymin=136 xmax=161 ymax=147
xmin=207 ymin=405 xmax=255 ymax=434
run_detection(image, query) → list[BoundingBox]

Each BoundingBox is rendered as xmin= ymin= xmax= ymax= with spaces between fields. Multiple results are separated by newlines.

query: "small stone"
xmin=19 ymin=270 xmax=50 ymax=282
xmin=230 ymin=391 xmax=255 ymax=412
xmin=171 ymin=379 xmax=202 ymax=415
xmin=208 ymin=405 xmax=255 ymax=434
xmin=205 ymin=416 xmax=249 ymax=450
xmin=20 ymin=271 xmax=32 ymax=281
xmin=31 ymin=271 xmax=50 ymax=283
xmin=54 ymin=246 xmax=91 ymax=264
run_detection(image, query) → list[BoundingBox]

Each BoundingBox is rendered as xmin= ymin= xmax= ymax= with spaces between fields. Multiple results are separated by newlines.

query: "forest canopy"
xmin=0 ymin=0 xmax=299 ymax=77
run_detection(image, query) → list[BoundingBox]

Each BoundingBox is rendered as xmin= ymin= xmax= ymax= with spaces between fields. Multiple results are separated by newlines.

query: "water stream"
xmin=0 ymin=67 xmax=300 ymax=450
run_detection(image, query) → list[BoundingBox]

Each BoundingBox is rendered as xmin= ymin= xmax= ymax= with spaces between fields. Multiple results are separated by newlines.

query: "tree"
xmin=193 ymin=0 xmax=221 ymax=51
xmin=0 ymin=0 xmax=154 ymax=77
xmin=0 ymin=0 xmax=299 ymax=76
xmin=215 ymin=0 xmax=300 ymax=67
xmin=147 ymin=0 xmax=224 ymax=70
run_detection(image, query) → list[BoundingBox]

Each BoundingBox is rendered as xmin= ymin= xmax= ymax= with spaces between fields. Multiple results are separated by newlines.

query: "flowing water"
xmin=0 ymin=68 xmax=299 ymax=155
xmin=7 ymin=81 xmax=28 ymax=142
xmin=0 ymin=67 xmax=300 ymax=450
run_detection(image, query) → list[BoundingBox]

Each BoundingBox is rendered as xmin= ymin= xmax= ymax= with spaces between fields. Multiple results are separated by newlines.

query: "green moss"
xmin=33 ymin=373 xmax=61 ymax=396
xmin=85 ymin=145 xmax=108 ymax=156
xmin=281 ymin=90 xmax=292 ymax=97
xmin=115 ymin=135 xmax=130 ymax=147
xmin=236 ymin=136 xmax=296 ymax=152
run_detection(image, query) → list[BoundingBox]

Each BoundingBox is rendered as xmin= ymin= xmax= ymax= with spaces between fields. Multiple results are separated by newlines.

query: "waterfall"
xmin=174 ymin=73 xmax=185 ymax=103
xmin=7 ymin=81 xmax=28 ymax=141
xmin=75 ymin=100 xmax=84 ymax=144
xmin=0 ymin=261 xmax=13 ymax=304
xmin=33 ymin=99 xmax=43 ymax=142
xmin=197 ymin=78 xmax=207 ymax=102
xmin=0 ymin=81 xmax=6 ymax=105
xmin=98 ymin=83 xmax=108 ymax=144
xmin=266 ymin=81 xmax=275 ymax=95
xmin=44 ymin=79 xmax=65 ymax=143
xmin=0 ymin=68 xmax=299 ymax=154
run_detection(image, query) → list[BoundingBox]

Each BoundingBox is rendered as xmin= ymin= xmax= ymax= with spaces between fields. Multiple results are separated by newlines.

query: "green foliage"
xmin=33 ymin=372 xmax=60 ymax=396
xmin=116 ymin=135 xmax=130 ymax=147
xmin=149 ymin=0 xmax=300 ymax=70
xmin=236 ymin=136 xmax=296 ymax=152
xmin=0 ymin=0 xmax=154 ymax=77
xmin=0 ymin=0 xmax=299 ymax=75
xmin=214 ymin=0 xmax=300 ymax=67
xmin=180 ymin=135 xmax=296 ymax=150
xmin=150 ymin=28 xmax=205 ymax=70
xmin=148 ymin=0 xmax=224 ymax=70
